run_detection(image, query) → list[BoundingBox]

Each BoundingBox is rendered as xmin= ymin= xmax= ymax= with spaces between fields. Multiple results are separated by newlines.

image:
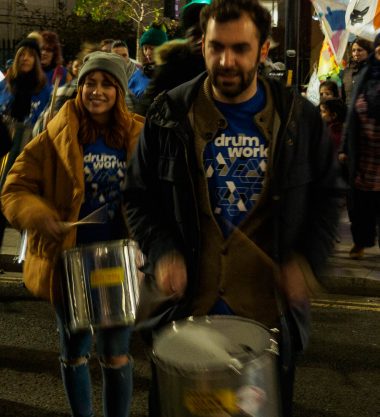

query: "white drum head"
xmin=153 ymin=316 xmax=272 ymax=371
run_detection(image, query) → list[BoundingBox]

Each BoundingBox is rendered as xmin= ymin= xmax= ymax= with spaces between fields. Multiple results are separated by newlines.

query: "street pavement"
xmin=319 ymin=213 xmax=380 ymax=298
xmin=0 ymin=217 xmax=379 ymax=417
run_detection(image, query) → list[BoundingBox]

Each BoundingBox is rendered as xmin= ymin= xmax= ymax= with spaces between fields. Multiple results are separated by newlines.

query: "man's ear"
xmin=201 ymin=34 xmax=206 ymax=58
xmin=260 ymin=39 xmax=270 ymax=63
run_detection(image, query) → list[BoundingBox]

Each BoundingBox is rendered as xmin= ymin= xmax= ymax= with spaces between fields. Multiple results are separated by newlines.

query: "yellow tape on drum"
xmin=90 ymin=267 xmax=124 ymax=287
xmin=184 ymin=389 xmax=238 ymax=416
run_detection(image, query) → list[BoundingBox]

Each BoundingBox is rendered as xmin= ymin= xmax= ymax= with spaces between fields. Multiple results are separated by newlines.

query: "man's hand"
xmin=338 ymin=152 xmax=348 ymax=162
xmin=154 ymin=252 xmax=187 ymax=298
xmin=280 ymin=259 xmax=309 ymax=308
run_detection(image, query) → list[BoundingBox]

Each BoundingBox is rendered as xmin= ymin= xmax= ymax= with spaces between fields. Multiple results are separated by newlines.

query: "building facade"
xmin=0 ymin=0 xmax=75 ymax=67
xmin=0 ymin=0 xmax=320 ymax=88
xmin=0 ymin=0 xmax=75 ymax=40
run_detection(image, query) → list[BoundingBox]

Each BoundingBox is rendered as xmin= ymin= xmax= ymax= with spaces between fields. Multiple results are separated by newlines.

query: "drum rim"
xmin=152 ymin=315 xmax=277 ymax=373
xmin=156 ymin=315 xmax=272 ymax=334
xmin=62 ymin=238 xmax=138 ymax=254
xmin=152 ymin=346 xmax=276 ymax=376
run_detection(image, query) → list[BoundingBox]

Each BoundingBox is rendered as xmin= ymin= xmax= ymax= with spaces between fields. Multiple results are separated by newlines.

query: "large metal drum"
xmin=152 ymin=316 xmax=280 ymax=417
xmin=62 ymin=239 xmax=143 ymax=331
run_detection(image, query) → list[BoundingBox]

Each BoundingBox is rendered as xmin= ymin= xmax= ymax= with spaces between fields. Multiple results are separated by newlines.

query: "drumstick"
xmin=61 ymin=220 xmax=104 ymax=228
xmin=46 ymin=65 xmax=64 ymax=123
xmin=61 ymin=204 xmax=108 ymax=228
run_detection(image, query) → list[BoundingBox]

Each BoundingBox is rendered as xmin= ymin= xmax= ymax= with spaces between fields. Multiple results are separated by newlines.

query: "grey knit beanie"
xmin=78 ymin=51 xmax=128 ymax=93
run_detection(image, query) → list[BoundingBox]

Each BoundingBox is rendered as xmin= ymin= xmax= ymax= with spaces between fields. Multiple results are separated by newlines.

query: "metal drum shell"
xmin=152 ymin=315 xmax=281 ymax=417
xmin=62 ymin=239 xmax=143 ymax=332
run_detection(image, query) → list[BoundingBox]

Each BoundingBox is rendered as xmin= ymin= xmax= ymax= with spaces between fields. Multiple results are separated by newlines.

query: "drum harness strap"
xmin=270 ymin=93 xmax=297 ymax=374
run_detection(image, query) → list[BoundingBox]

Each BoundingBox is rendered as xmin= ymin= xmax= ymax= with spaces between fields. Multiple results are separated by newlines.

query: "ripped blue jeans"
xmin=56 ymin=304 xmax=133 ymax=417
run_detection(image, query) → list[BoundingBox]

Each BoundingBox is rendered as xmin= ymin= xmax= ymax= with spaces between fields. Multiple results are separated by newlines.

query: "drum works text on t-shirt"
xmin=203 ymin=82 xmax=267 ymax=237
xmin=77 ymin=136 xmax=127 ymax=244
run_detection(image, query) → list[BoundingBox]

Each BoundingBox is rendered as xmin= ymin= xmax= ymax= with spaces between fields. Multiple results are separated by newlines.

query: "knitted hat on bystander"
xmin=15 ymin=38 xmax=41 ymax=59
xmin=140 ymin=27 xmax=168 ymax=47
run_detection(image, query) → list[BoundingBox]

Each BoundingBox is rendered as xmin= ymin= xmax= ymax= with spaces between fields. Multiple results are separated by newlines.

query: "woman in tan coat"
xmin=1 ymin=51 xmax=143 ymax=417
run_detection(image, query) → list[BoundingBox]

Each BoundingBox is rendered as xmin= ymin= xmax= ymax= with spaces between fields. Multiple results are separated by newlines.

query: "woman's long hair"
xmin=7 ymin=47 xmax=47 ymax=93
xmin=75 ymin=71 xmax=132 ymax=149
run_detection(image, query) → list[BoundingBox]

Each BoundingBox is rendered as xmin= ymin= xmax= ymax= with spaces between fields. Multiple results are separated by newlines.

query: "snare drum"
xmin=62 ymin=239 xmax=143 ymax=331
xmin=152 ymin=316 xmax=280 ymax=417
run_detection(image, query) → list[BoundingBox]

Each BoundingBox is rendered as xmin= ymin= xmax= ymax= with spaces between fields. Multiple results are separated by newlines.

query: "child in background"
xmin=319 ymin=79 xmax=340 ymax=100
xmin=319 ymin=97 xmax=346 ymax=152
xmin=320 ymin=97 xmax=348 ymax=236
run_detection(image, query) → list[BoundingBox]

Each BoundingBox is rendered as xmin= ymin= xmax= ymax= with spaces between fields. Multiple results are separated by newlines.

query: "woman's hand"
xmin=34 ymin=216 xmax=70 ymax=242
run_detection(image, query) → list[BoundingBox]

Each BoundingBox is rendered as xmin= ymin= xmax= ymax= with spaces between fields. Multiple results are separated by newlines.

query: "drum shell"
xmin=152 ymin=316 xmax=280 ymax=417
xmin=62 ymin=239 xmax=143 ymax=331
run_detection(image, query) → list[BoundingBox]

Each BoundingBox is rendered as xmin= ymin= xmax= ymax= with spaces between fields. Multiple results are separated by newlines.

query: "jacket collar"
xmin=148 ymin=71 xmax=208 ymax=128
xmin=45 ymin=100 xmax=144 ymax=189
xmin=46 ymin=100 xmax=84 ymax=191
xmin=150 ymin=71 xmax=294 ymax=126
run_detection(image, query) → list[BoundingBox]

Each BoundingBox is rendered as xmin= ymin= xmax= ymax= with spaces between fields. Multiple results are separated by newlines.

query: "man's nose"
xmin=220 ymin=49 xmax=235 ymax=67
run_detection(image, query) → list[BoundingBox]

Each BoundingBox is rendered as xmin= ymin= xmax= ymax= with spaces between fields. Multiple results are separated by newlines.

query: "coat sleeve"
xmin=125 ymin=117 xmax=184 ymax=274
xmin=1 ymin=133 xmax=60 ymax=231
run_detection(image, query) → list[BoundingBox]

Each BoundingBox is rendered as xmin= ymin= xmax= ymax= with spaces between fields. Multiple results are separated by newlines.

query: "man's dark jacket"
xmin=125 ymin=72 xmax=339 ymax=323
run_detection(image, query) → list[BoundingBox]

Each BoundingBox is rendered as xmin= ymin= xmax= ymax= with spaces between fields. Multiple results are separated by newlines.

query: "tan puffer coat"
xmin=1 ymin=100 xmax=143 ymax=303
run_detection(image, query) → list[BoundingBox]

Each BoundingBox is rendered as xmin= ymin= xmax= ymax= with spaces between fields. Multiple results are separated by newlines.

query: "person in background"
xmin=1 ymin=51 xmax=144 ymax=417
xmin=319 ymin=97 xmax=346 ymax=153
xmin=40 ymin=30 xmax=71 ymax=87
xmin=139 ymin=25 xmax=169 ymax=65
xmin=125 ymin=0 xmax=340 ymax=416
xmin=111 ymin=40 xmax=141 ymax=112
xmin=128 ymin=24 xmax=168 ymax=99
xmin=319 ymin=79 xmax=340 ymax=100
xmin=0 ymin=38 xmax=51 ymax=260
xmin=133 ymin=0 xmax=210 ymax=116
xmin=100 ymin=38 xmax=114 ymax=53
xmin=341 ymin=37 xmax=373 ymax=105
xmin=339 ymin=33 xmax=380 ymax=260
xmin=33 ymin=41 xmax=99 ymax=136
xmin=70 ymin=58 xmax=82 ymax=79
xmin=111 ymin=40 xmax=137 ymax=80
xmin=0 ymin=38 xmax=51 ymax=127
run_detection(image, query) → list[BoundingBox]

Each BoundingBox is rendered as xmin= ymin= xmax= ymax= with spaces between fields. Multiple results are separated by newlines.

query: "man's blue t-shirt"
xmin=203 ymin=83 xmax=267 ymax=237
xmin=76 ymin=136 xmax=127 ymax=244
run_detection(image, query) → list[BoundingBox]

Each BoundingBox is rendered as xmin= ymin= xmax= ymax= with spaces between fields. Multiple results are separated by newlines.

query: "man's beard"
xmin=209 ymin=62 xmax=258 ymax=98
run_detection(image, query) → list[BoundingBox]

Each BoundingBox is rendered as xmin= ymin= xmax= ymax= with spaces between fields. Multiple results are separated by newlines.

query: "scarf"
xmin=9 ymin=72 xmax=39 ymax=122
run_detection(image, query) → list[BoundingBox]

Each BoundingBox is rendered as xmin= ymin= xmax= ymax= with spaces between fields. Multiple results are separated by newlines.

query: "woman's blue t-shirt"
xmin=76 ymin=136 xmax=127 ymax=244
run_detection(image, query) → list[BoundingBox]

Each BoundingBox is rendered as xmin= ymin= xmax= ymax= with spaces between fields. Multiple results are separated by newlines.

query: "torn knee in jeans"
xmin=100 ymin=354 xmax=131 ymax=368
xmin=60 ymin=355 xmax=89 ymax=367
